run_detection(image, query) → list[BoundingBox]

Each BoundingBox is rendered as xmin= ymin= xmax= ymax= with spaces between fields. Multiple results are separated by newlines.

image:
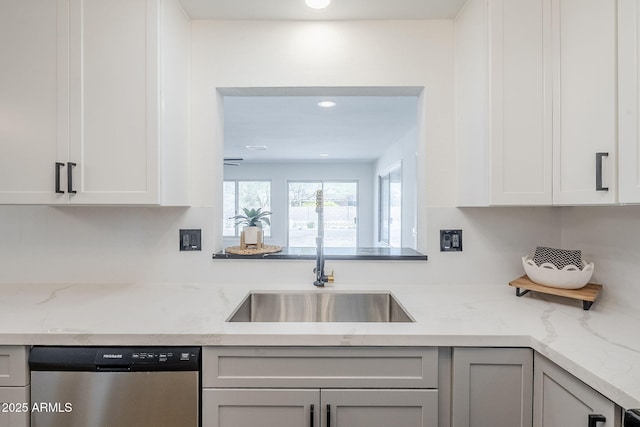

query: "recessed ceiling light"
xmin=245 ymin=145 xmax=268 ymax=151
xmin=317 ymin=101 xmax=336 ymax=108
xmin=305 ymin=0 xmax=331 ymax=9
xmin=320 ymin=153 xmax=329 ymax=157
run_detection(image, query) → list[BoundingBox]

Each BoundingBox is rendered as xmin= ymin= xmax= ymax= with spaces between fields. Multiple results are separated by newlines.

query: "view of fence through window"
xmin=288 ymin=181 xmax=358 ymax=247
xmin=223 ymin=180 xmax=271 ymax=237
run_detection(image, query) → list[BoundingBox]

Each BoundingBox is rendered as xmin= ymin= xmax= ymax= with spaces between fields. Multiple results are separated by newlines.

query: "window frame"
xmin=223 ymin=179 xmax=272 ymax=238
xmin=286 ymin=179 xmax=359 ymax=248
xmin=378 ymin=162 xmax=402 ymax=248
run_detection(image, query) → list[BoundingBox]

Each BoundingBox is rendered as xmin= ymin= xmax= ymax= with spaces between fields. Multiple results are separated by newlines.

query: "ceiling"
xmin=188 ymin=1 xmax=454 ymax=165
xmin=178 ymin=0 xmax=467 ymax=20
xmin=223 ymin=95 xmax=419 ymax=163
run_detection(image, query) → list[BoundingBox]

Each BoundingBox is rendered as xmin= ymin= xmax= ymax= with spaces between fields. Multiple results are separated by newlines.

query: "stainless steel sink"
xmin=226 ymin=291 xmax=414 ymax=322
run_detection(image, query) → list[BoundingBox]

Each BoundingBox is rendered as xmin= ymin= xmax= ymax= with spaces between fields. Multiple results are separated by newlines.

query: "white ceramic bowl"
xmin=522 ymin=256 xmax=594 ymax=289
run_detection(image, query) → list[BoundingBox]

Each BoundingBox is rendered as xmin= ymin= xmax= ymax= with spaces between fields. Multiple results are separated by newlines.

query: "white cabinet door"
xmin=68 ymin=0 xmax=160 ymax=204
xmin=488 ymin=0 xmax=553 ymax=205
xmin=551 ymin=0 xmax=617 ymax=205
xmin=619 ymin=0 xmax=640 ymax=203
xmin=0 ymin=0 xmax=188 ymax=206
xmin=202 ymin=388 xmax=319 ymax=427
xmin=456 ymin=0 xmax=552 ymax=206
xmin=322 ymin=389 xmax=438 ymax=427
xmin=452 ymin=347 xmax=533 ymax=427
xmin=533 ymin=354 xmax=619 ymax=427
xmin=0 ymin=0 xmax=69 ymax=204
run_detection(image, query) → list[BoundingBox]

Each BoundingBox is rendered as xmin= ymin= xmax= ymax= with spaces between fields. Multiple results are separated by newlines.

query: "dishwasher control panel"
xmin=96 ymin=347 xmax=199 ymax=370
xmin=30 ymin=346 xmax=200 ymax=372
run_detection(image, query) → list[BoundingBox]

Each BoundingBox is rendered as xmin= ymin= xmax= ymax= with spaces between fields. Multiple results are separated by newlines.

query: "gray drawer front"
xmin=0 ymin=386 xmax=30 ymax=427
xmin=0 ymin=347 xmax=28 ymax=387
xmin=203 ymin=347 xmax=438 ymax=388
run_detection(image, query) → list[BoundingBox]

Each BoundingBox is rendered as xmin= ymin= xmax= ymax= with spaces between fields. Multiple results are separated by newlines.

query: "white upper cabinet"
xmin=0 ymin=0 xmax=69 ymax=204
xmin=69 ymin=0 xmax=156 ymax=204
xmin=618 ymin=0 xmax=640 ymax=203
xmin=456 ymin=0 xmax=553 ymax=206
xmin=68 ymin=0 xmax=190 ymax=205
xmin=551 ymin=0 xmax=617 ymax=205
xmin=456 ymin=0 xmax=619 ymax=206
xmin=0 ymin=0 xmax=189 ymax=205
xmin=67 ymin=0 xmax=189 ymax=205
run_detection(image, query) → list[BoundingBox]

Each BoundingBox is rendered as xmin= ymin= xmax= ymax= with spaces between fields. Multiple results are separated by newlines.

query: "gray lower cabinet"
xmin=203 ymin=388 xmax=438 ymax=427
xmin=0 ymin=346 xmax=29 ymax=427
xmin=202 ymin=347 xmax=439 ymax=427
xmin=203 ymin=388 xmax=318 ymax=427
xmin=533 ymin=353 xmax=620 ymax=427
xmin=323 ymin=389 xmax=438 ymax=427
xmin=0 ymin=387 xmax=30 ymax=427
xmin=452 ymin=347 xmax=533 ymax=427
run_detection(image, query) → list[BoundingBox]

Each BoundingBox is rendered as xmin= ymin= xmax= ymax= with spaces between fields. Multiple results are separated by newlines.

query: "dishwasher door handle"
xmin=96 ymin=367 xmax=131 ymax=372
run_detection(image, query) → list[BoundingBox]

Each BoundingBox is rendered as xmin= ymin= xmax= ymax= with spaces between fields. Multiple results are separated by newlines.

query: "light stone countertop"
xmin=0 ymin=281 xmax=638 ymax=409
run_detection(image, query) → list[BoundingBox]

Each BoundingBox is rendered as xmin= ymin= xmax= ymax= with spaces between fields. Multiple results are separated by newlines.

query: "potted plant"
xmin=230 ymin=207 xmax=272 ymax=246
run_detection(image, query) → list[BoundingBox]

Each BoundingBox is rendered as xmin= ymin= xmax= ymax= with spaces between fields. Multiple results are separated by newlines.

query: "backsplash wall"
xmin=560 ymin=206 xmax=640 ymax=310
xmin=2 ymin=18 xmax=638 ymax=309
xmin=0 ymin=205 xmax=559 ymax=286
xmin=2 ymin=204 xmax=637 ymax=309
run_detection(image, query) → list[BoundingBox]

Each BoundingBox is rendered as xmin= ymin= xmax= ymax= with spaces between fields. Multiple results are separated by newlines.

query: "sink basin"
xmin=226 ymin=291 xmax=414 ymax=323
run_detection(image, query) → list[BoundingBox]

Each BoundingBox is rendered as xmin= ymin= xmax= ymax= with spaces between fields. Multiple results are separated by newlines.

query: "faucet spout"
xmin=313 ymin=189 xmax=332 ymax=286
xmin=314 ymin=236 xmax=325 ymax=287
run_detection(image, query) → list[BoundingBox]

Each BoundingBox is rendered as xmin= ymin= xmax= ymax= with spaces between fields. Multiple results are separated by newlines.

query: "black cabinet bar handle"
xmin=55 ymin=162 xmax=65 ymax=194
xmin=327 ymin=404 xmax=331 ymax=427
xmin=310 ymin=404 xmax=314 ymax=427
xmin=596 ymin=152 xmax=609 ymax=191
xmin=67 ymin=162 xmax=77 ymax=194
xmin=588 ymin=413 xmax=606 ymax=427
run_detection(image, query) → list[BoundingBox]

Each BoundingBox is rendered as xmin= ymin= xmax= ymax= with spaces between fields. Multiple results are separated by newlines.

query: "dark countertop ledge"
xmin=212 ymin=247 xmax=428 ymax=261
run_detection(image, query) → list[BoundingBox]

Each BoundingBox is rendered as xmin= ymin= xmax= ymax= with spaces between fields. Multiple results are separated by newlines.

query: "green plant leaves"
xmin=230 ymin=207 xmax=272 ymax=227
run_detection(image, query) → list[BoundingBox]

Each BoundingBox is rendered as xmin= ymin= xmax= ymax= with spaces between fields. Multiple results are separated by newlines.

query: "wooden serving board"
xmin=508 ymin=275 xmax=603 ymax=310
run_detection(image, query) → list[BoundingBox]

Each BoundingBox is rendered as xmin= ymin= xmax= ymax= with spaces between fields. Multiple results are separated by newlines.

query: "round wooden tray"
xmin=224 ymin=245 xmax=282 ymax=256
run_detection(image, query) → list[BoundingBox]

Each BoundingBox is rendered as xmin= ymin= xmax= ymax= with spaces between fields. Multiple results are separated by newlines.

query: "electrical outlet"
xmin=179 ymin=229 xmax=201 ymax=251
xmin=440 ymin=229 xmax=462 ymax=252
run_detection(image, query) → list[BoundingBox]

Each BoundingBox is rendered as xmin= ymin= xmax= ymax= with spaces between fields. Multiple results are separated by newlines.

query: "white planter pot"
xmin=242 ymin=226 xmax=262 ymax=245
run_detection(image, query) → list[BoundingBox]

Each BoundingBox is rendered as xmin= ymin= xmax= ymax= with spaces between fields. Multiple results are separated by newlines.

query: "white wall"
xmin=560 ymin=206 xmax=640 ymax=310
xmin=0 ymin=205 xmax=561 ymax=286
xmin=189 ymin=19 xmax=457 ymax=253
xmin=0 ymin=19 xmax=562 ymax=288
xmin=223 ymin=161 xmax=374 ymax=247
xmin=4 ymin=17 xmax=639 ymax=307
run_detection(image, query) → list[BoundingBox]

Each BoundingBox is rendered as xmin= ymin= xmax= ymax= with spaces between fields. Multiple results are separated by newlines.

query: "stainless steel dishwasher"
xmin=29 ymin=346 xmax=200 ymax=427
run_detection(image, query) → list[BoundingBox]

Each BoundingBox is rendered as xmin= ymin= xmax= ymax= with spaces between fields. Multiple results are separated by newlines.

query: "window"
xmin=223 ymin=180 xmax=271 ymax=237
xmin=378 ymin=165 xmax=402 ymax=247
xmin=288 ymin=181 xmax=358 ymax=247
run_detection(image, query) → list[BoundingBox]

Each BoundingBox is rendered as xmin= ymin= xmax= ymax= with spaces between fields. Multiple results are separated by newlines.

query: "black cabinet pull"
xmin=310 ymin=404 xmax=314 ymax=427
xmin=595 ymin=152 xmax=609 ymax=191
xmin=588 ymin=413 xmax=606 ymax=427
xmin=67 ymin=162 xmax=77 ymax=194
xmin=55 ymin=162 xmax=65 ymax=194
xmin=326 ymin=404 xmax=331 ymax=427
